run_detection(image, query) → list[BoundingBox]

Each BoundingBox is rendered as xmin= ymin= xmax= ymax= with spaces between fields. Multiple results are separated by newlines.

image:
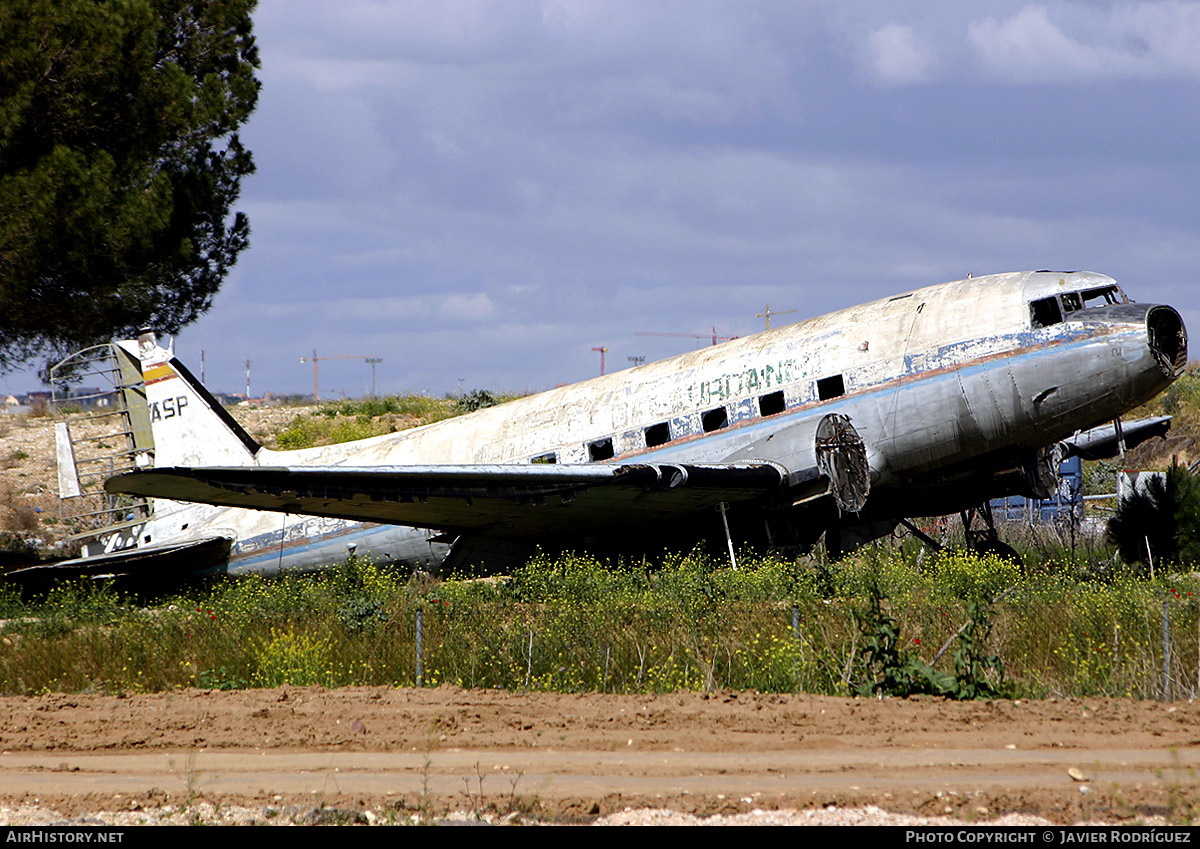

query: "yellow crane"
xmin=299 ymin=351 xmax=382 ymax=402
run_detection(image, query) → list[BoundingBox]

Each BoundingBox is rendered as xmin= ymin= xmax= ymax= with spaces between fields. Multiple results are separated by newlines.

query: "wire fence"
xmin=1 ymin=553 xmax=1198 ymax=700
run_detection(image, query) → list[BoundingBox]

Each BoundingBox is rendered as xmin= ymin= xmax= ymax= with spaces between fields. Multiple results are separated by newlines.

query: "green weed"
xmin=0 ymin=550 xmax=1198 ymax=699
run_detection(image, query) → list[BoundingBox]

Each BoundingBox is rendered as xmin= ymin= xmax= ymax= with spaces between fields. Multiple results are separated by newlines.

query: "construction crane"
xmin=299 ymin=351 xmax=382 ymax=402
xmin=592 ymin=346 xmax=608 ymax=376
xmin=636 ymin=327 xmax=738 ymax=347
xmin=756 ymin=304 xmax=797 ymax=331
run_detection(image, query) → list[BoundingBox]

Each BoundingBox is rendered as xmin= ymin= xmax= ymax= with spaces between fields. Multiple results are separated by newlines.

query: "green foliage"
xmin=0 ymin=0 xmax=260 ymax=372
xmin=1082 ymin=459 xmax=1121 ymax=497
xmin=854 ymin=588 xmax=954 ymax=698
xmin=1107 ymin=464 xmax=1200 ymax=570
xmin=0 ymin=581 xmax=24 ymax=619
xmin=272 ymin=417 xmax=316 ymax=450
xmin=1159 ymin=371 xmax=1200 ymax=429
xmin=275 ymin=413 xmax=388 ymax=449
xmin=251 ymin=629 xmax=335 ymax=687
xmin=949 ymin=602 xmax=1007 ymax=700
xmin=929 ymin=550 xmax=1020 ymax=605
xmin=853 ymin=583 xmax=1007 ymax=700
xmin=318 ymin=394 xmax=457 ymax=422
xmin=275 ymin=394 xmax=463 ymax=449
xmin=195 ymin=664 xmax=249 ymax=691
xmin=2 ymin=549 xmax=1200 ymax=700
xmin=455 ymin=389 xmax=498 ymax=413
xmin=267 ymin=390 xmax=526 ymax=450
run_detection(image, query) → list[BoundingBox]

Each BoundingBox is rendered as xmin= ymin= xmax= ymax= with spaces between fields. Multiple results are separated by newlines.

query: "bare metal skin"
xmin=27 ymin=270 xmax=1186 ymax=581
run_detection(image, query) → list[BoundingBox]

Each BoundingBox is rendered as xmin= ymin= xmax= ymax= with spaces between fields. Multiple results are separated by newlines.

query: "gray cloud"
xmin=969 ymin=3 xmax=1200 ymax=82
xmin=4 ymin=1 xmax=1195 ymax=401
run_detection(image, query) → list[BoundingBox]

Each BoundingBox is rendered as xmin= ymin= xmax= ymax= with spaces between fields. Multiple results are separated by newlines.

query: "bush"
xmin=252 ymin=629 xmax=334 ymax=687
xmin=1106 ymin=464 xmax=1200 ymax=570
xmin=455 ymin=389 xmax=497 ymax=413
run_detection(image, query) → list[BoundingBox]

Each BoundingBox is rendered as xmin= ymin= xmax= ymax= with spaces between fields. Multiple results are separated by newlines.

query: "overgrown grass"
xmin=3 ymin=548 xmax=1200 ymax=699
xmin=272 ymin=391 xmax=525 ymax=449
xmin=1155 ymin=368 xmax=1200 ymax=432
xmin=275 ymin=393 xmax=460 ymax=449
xmin=315 ymin=394 xmax=459 ymax=422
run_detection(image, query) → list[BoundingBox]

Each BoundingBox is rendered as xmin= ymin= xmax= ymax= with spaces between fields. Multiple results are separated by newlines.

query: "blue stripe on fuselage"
xmin=226 ymin=520 xmax=395 ymax=572
xmin=615 ymin=322 xmax=1138 ymax=464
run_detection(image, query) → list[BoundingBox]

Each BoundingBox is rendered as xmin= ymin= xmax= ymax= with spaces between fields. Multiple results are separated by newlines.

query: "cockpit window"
xmin=1080 ymin=286 xmax=1124 ymax=309
xmin=1035 ymin=285 xmax=1127 ymax=327
xmin=1059 ymin=285 xmax=1126 ymax=316
xmin=1030 ymin=297 xmax=1062 ymax=328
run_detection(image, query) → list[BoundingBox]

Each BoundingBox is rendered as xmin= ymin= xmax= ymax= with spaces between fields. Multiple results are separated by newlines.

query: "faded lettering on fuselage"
xmin=691 ymin=359 xmax=800 ymax=406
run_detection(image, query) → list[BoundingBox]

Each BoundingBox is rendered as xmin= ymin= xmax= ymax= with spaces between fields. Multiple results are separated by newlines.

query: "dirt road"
xmin=0 ymin=686 xmax=1196 ymax=824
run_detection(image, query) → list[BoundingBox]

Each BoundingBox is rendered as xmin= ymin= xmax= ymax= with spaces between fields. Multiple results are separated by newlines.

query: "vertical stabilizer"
xmin=132 ymin=332 xmax=260 ymax=468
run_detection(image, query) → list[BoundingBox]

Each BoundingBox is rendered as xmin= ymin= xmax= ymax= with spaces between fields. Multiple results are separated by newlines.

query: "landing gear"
xmin=898 ymin=504 xmax=1022 ymax=565
xmin=960 ymin=503 xmax=1022 ymax=564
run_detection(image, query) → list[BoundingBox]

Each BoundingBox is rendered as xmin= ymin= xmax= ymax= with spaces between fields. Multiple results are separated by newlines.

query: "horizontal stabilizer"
xmin=105 ymin=462 xmax=790 ymax=540
xmin=4 ymin=536 xmax=232 ymax=586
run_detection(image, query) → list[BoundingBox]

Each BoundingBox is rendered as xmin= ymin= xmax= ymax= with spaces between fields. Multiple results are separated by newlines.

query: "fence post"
xmin=525 ymin=628 xmax=533 ymax=689
xmin=416 ymin=604 xmax=424 ymax=688
xmin=1161 ymin=598 xmax=1171 ymax=702
xmin=792 ymin=603 xmax=802 ymax=693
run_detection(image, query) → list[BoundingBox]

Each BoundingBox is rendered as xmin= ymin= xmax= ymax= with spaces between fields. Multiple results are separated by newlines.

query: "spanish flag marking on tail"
xmin=143 ymin=362 xmax=178 ymax=387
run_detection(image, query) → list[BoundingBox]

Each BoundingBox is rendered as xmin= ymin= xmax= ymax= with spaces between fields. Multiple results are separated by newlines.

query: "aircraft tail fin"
xmin=122 ymin=332 xmax=260 ymax=469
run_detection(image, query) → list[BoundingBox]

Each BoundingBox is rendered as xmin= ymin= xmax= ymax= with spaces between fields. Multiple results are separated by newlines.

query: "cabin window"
xmin=531 ymin=452 xmax=557 ymax=464
xmin=759 ymin=390 xmax=786 ymax=416
xmin=1060 ymin=292 xmax=1082 ymax=314
xmin=816 ymin=375 xmax=844 ymax=401
xmin=587 ymin=437 xmax=614 ymax=461
xmin=701 ymin=406 xmax=729 ymax=432
xmin=644 ymin=422 xmax=671 ymax=447
xmin=1030 ymin=297 xmax=1062 ymax=328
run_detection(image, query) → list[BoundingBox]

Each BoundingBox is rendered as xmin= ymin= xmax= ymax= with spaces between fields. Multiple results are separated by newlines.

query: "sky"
xmin=7 ymin=0 xmax=1200 ymax=399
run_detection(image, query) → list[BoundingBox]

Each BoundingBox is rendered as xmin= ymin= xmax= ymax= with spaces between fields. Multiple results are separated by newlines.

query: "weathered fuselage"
xmin=134 ymin=270 xmax=1187 ymax=574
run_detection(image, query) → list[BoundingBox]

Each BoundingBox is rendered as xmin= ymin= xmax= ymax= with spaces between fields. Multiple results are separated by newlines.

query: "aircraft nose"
xmin=1147 ymin=305 xmax=1187 ymax=378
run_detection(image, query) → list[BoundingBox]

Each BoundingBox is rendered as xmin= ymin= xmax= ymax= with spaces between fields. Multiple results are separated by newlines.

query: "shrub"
xmin=455 ymin=389 xmax=497 ymax=413
xmin=252 ymin=629 xmax=334 ymax=687
xmin=1106 ymin=464 xmax=1200 ymax=570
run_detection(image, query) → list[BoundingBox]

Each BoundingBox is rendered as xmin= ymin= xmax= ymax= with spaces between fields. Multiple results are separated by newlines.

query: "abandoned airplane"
xmin=12 ymin=270 xmax=1188 ymax=583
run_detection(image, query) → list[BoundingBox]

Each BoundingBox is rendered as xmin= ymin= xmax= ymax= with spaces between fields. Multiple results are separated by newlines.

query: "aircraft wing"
xmin=1061 ymin=416 xmax=1172 ymax=460
xmin=105 ymin=462 xmax=791 ymax=539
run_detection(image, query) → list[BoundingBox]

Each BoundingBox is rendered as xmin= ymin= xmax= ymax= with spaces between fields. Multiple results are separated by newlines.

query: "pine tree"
xmin=1106 ymin=463 xmax=1200 ymax=570
xmin=0 ymin=0 xmax=260 ymax=372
